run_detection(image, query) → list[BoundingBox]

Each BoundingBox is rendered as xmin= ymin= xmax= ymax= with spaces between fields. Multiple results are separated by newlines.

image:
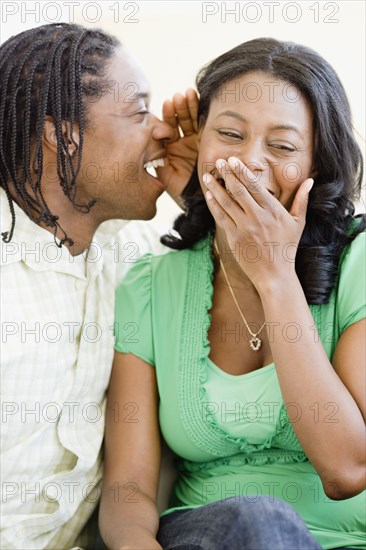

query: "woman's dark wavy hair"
xmin=0 ymin=23 xmax=119 ymax=246
xmin=161 ymin=37 xmax=366 ymax=304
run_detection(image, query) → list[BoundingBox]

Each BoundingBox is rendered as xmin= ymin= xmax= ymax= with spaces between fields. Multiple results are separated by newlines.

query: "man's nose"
xmin=150 ymin=114 xmax=175 ymax=142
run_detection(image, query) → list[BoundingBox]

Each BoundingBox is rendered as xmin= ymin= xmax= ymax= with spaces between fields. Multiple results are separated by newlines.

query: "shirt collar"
xmin=0 ymin=188 xmax=128 ymax=276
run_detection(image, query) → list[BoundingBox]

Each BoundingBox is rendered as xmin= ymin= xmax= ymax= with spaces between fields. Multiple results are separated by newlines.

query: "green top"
xmin=115 ymin=230 xmax=366 ymax=549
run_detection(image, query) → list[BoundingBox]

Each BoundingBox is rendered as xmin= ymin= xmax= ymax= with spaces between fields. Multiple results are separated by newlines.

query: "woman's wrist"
xmin=254 ymin=269 xmax=300 ymax=300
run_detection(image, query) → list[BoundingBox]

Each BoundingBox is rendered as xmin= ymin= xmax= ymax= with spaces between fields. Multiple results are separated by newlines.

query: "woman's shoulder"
xmin=338 ymin=222 xmax=366 ymax=277
xmin=148 ymin=234 xmax=212 ymax=271
xmin=118 ymin=234 xmax=210 ymax=286
xmin=332 ymin=223 xmax=366 ymax=333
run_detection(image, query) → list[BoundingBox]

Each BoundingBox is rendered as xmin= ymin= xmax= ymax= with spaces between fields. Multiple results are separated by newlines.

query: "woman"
xmin=100 ymin=38 xmax=366 ymax=549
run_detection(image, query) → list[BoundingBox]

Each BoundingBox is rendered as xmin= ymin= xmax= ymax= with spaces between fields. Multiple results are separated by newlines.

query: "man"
xmin=0 ymin=22 xmax=198 ymax=549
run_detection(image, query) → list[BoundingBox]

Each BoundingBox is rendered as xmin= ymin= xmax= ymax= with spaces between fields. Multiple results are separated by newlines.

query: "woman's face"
xmin=197 ymin=71 xmax=315 ymax=211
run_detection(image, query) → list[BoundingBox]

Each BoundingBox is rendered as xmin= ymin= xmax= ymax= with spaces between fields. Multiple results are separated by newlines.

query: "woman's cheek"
xmin=197 ymin=147 xmax=219 ymax=178
xmin=281 ymin=162 xmax=305 ymax=187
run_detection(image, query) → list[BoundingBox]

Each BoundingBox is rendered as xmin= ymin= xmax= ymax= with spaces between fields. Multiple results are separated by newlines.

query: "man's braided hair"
xmin=0 ymin=23 xmax=119 ymax=246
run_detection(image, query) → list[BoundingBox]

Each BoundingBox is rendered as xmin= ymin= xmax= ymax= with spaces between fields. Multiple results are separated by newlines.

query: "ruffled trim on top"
xmin=177 ymin=233 xmax=307 ymax=461
xmin=177 ymin=448 xmax=308 ymax=473
xmin=271 ymin=405 xmax=305 ymax=451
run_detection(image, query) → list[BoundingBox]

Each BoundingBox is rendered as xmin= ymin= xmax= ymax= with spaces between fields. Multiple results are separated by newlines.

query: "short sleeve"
xmin=114 ymin=253 xmax=155 ymax=366
xmin=337 ymin=230 xmax=366 ymax=333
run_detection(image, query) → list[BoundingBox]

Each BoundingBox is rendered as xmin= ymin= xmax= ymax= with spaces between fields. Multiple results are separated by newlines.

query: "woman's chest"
xmin=208 ymin=299 xmax=274 ymax=376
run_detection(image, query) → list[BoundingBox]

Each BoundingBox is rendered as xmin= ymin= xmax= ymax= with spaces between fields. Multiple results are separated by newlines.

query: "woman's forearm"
xmin=258 ymin=273 xmax=366 ymax=499
xmin=101 ymin=353 xmax=163 ymax=548
xmin=99 ymin=484 xmax=161 ymax=550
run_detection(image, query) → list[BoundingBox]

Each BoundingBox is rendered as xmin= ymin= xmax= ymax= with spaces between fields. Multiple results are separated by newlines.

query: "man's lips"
xmin=143 ymin=150 xmax=167 ymax=173
xmin=143 ymin=156 xmax=167 ymax=190
xmin=143 ymin=158 xmax=165 ymax=171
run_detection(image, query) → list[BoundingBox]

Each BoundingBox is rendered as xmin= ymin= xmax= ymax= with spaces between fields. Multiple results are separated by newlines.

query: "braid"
xmin=0 ymin=23 xmax=120 ymax=245
xmin=66 ymin=32 xmax=85 ymax=201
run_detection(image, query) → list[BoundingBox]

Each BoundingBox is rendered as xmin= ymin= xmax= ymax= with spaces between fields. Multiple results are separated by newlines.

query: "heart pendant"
xmin=249 ymin=336 xmax=262 ymax=351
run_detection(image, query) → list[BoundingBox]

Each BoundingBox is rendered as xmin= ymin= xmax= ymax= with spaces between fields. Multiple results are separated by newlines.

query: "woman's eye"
xmin=218 ymin=130 xmax=242 ymax=139
xmin=270 ymin=144 xmax=295 ymax=152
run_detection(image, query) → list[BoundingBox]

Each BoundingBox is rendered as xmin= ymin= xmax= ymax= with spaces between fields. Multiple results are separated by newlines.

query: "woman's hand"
xmin=157 ymin=89 xmax=199 ymax=208
xmin=203 ymin=156 xmax=314 ymax=289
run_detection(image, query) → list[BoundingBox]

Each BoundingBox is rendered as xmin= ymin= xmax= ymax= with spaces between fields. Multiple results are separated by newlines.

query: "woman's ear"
xmin=197 ymin=126 xmax=204 ymax=149
xmin=309 ymin=165 xmax=318 ymax=180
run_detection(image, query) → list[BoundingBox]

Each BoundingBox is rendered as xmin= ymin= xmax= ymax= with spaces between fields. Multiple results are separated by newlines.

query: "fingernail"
xmin=228 ymin=156 xmax=242 ymax=167
xmin=307 ymin=178 xmax=314 ymax=192
xmin=215 ymin=159 xmax=226 ymax=170
xmin=206 ymin=191 xmax=213 ymax=200
xmin=203 ymin=173 xmax=212 ymax=186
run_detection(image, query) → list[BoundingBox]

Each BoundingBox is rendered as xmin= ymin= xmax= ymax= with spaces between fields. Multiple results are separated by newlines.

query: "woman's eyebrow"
xmin=215 ymin=110 xmax=247 ymax=122
xmin=270 ymin=124 xmax=304 ymax=139
xmin=215 ymin=112 xmax=305 ymax=139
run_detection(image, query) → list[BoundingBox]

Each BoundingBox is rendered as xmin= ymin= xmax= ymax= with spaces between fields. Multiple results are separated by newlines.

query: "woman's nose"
xmin=238 ymin=140 xmax=266 ymax=173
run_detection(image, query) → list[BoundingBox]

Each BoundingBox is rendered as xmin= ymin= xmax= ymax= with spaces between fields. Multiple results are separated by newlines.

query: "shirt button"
xmin=75 ymin=280 xmax=84 ymax=290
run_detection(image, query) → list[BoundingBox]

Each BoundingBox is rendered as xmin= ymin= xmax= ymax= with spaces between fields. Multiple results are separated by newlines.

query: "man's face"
xmin=76 ymin=47 xmax=173 ymax=222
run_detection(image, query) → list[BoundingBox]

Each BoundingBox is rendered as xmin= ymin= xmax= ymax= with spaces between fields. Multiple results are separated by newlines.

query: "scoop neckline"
xmin=206 ymin=356 xmax=275 ymax=380
xmin=176 ymin=233 xmax=301 ymax=457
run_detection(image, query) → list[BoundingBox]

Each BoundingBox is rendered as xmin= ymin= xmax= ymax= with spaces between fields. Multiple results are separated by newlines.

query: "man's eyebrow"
xmin=123 ymin=91 xmax=150 ymax=105
xmin=215 ymin=112 xmax=304 ymax=139
xmin=131 ymin=91 xmax=150 ymax=101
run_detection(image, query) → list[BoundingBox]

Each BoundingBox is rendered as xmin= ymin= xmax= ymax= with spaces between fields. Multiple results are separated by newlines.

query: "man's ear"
xmin=42 ymin=115 xmax=80 ymax=157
